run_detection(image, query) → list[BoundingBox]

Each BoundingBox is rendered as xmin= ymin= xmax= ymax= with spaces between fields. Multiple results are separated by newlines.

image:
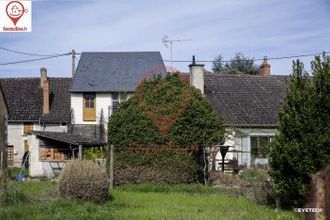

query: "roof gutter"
xmin=8 ymin=120 xmax=39 ymax=123
xmin=223 ymin=123 xmax=278 ymax=128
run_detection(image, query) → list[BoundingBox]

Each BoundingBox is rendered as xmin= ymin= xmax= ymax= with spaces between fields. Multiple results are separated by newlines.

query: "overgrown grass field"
xmin=0 ymin=181 xmax=297 ymax=220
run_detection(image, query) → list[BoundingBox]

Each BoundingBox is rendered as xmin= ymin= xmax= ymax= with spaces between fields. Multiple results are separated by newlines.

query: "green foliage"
xmin=7 ymin=167 xmax=29 ymax=178
xmin=239 ymin=168 xmax=269 ymax=183
xmin=83 ymin=147 xmax=104 ymax=160
xmin=107 ymin=97 xmax=166 ymax=148
xmin=113 ymin=150 xmax=203 ymax=185
xmin=108 ymin=73 xmax=225 ymax=148
xmin=0 ymin=183 xmax=28 ymax=206
xmin=0 ymin=181 xmax=296 ymax=220
xmin=269 ymin=54 xmax=330 ymax=208
xmin=213 ymin=53 xmax=260 ymax=74
xmin=107 ymin=73 xmax=224 ymax=184
xmin=118 ymin=183 xmax=217 ymax=194
xmin=168 ymin=95 xmax=224 ymax=146
xmin=140 ymin=74 xmax=186 ymax=115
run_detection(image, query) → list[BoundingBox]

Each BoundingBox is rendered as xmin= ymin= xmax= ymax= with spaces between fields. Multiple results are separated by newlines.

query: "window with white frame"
xmin=111 ymin=92 xmax=128 ymax=114
xmin=250 ymin=136 xmax=272 ymax=164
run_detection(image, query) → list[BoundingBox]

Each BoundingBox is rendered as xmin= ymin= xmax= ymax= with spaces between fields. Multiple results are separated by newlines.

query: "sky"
xmin=0 ymin=0 xmax=329 ymax=77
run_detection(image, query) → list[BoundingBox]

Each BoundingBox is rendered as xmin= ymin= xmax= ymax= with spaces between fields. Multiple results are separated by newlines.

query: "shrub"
xmin=108 ymin=73 xmax=224 ymax=148
xmin=108 ymin=73 xmax=225 ymax=184
xmin=0 ymin=183 xmax=28 ymax=206
xmin=239 ymin=168 xmax=269 ymax=183
xmin=251 ymin=180 xmax=277 ymax=206
xmin=269 ymin=55 xmax=330 ymax=208
xmin=59 ymin=160 xmax=109 ymax=203
xmin=113 ymin=150 xmax=202 ymax=185
xmin=208 ymin=171 xmax=251 ymax=188
xmin=83 ymin=147 xmax=104 ymax=160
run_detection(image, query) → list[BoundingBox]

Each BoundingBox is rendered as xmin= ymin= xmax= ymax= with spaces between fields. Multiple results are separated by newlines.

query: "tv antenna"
xmin=162 ymin=35 xmax=192 ymax=71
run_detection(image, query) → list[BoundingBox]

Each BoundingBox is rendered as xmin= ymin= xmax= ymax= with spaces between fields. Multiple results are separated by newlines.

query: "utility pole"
xmin=72 ymin=49 xmax=76 ymax=78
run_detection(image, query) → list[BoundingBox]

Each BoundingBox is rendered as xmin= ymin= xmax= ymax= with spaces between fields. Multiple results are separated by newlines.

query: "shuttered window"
xmin=23 ymin=123 xmax=34 ymax=135
xmin=7 ymin=145 xmax=13 ymax=166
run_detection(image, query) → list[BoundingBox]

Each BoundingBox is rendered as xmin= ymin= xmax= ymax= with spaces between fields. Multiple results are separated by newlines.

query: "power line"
xmin=0 ymin=47 xmax=66 ymax=57
xmin=0 ymin=46 xmax=329 ymax=66
xmin=164 ymin=51 xmax=330 ymax=63
xmin=0 ymin=53 xmax=71 ymax=66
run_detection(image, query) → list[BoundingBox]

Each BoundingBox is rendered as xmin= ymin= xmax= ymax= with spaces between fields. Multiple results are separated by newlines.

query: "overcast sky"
xmin=0 ymin=0 xmax=329 ymax=77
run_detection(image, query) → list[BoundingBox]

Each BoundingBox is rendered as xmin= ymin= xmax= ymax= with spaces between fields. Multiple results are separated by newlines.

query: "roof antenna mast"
xmin=162 ymin=35 xmax=192 ymax=72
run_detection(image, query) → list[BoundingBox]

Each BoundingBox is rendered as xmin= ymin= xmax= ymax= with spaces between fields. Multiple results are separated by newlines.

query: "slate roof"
xmin=34 ymin=131 xmax=106 ymax=146
xmin=0 ymin=78 xmax=72 ymax=123
xmin=204 ymin=73 xmax=288 ymax=127
xmin=70 ymin=51 xmax=167 ymax=92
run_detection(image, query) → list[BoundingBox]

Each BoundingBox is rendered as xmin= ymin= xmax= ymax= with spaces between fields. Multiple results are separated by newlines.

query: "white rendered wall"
xmin=7 ymin=123 xmax=25 ymax=167
xmin=71 ymin=93 xmax=111 ymax=125
xmin=215 ymin=127 xmax=278 ymax=169
xmin=71 ymin=92 xmax=134 ymax=125
xmin=8 ymin=123 xmax=68 ymax=167
xmin=35 ymin=124 xmax=68 ymax=133
xmin=28 ymin=134 xmax=66 ymax=178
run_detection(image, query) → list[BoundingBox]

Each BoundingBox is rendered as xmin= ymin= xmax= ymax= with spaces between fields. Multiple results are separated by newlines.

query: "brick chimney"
xmin=260 ymin=56 xmax=271 ymax=76
xmin=40 ymin=67 xmax=49 ymax=114
xmin=189 ymin=55 xmax=205 ymax=95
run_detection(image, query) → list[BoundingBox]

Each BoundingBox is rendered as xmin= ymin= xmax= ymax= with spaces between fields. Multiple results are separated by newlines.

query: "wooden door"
xmin=83 ymin=93 xmax=96 ymax=121
xmin=7 ymin=145 xmax=13 ymax=166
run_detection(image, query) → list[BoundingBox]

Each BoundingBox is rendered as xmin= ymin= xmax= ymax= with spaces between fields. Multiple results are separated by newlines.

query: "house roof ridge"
xmin=0 ymin=77 xmax=40 ymax=79
xmin=81 ymin=51 xmax=161 ymax=54
xmin=205 ymin=72 xmax=289 ymax=77
xmin=0 ymin=77 xmax=71 ymax=80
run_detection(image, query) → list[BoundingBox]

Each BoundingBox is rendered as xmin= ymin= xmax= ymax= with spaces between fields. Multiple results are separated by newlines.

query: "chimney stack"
xmin=260 ymin=56 xmax=271 ymax=76
xmin=40 ymin=67 xmax=49 ymax=114
xmin=189 ymin=55 xmax=205 ymax=95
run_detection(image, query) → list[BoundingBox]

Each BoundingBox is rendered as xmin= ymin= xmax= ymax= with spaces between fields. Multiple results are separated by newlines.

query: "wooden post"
xmin=109 ymin=145 xmax=114 ymax=189
xmin=78 ymin=145 xmax=82 ymax=160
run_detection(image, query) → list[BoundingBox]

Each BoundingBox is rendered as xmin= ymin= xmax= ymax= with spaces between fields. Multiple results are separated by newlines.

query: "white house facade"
xmin=69 ymin=51 xmax=167 ymax=136
xmin=0 ymin=71 xmax=72 ymax=169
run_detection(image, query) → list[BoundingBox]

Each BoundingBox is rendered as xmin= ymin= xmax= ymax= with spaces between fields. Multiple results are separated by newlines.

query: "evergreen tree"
xmin=108 ymin=73 xmax=224 ymax=149
xmin=269 ymin=55 xmax=330 ymax=208
xmin=212 ymin=52 xmax=260 ymax=74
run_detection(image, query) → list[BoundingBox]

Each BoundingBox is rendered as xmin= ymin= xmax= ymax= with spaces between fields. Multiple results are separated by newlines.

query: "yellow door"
xmin=83 ymin=93 xmax=96 ymax=121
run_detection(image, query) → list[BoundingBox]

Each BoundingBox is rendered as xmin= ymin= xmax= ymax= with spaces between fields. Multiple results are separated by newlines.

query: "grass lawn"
xmin=0 ymin=181 xmax=297 ymax=220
